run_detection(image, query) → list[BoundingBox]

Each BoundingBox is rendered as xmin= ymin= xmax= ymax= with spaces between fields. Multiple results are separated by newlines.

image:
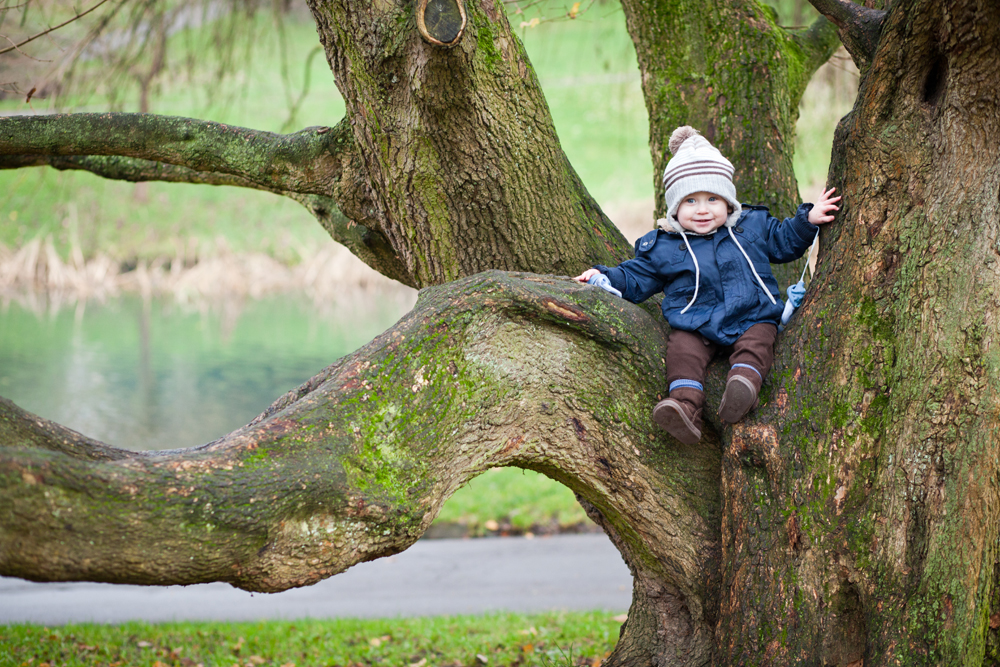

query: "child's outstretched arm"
xmin=808 ymin=187 xmax=841 ymax=225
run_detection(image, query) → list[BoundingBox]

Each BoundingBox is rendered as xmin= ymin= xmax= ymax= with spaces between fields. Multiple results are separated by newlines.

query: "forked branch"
xmin=808 ymin=0 xmax=886 ymax=70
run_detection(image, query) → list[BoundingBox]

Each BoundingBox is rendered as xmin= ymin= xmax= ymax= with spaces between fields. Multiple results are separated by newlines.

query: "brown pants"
xmin=665 ymin=323 xmax=778 ymax=390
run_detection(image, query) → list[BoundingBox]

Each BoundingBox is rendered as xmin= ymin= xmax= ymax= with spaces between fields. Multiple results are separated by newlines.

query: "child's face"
xmin=676 ymin=192 xmax=729 ymax=234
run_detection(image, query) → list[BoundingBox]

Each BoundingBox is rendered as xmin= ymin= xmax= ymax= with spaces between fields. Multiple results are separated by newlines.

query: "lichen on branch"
xmin=0 ymin=113 xmax=348 ymax=196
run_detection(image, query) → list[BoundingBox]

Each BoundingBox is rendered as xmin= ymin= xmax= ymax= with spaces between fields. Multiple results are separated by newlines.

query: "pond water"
xmin=0 ymin=292 xmax=415 ymax=451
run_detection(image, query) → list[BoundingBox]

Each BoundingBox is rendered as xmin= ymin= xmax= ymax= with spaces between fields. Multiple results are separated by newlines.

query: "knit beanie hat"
xmin=660 ymin=126 xmax=741 ymax=233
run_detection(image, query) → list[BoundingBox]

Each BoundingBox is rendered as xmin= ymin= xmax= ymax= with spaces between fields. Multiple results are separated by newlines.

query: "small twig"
xmin=0 ymin=2 xmax=31 ymax=11
xmin=1 ymin=31 xmax=51 ymax=61
xmin=0 ymin=0 xmax=112 ymax=56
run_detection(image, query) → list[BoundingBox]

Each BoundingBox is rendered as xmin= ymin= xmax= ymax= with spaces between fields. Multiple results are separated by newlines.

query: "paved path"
xmin=0 ymin=534 xmax=632 ymax=625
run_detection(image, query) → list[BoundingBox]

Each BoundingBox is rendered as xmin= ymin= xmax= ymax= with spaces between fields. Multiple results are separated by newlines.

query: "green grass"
xmin=436 ymin=469 xmax=591 ymax=535
xmin=0 ymin=612 xmax=624 ymax=667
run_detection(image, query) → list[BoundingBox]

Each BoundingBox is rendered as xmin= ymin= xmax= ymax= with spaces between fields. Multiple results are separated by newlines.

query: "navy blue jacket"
xmin=596 ymin=204 xmax=818 ymax=345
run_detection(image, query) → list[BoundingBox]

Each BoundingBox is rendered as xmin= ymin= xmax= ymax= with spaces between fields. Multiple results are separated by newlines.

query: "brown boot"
xmin=652 ymin=387 xmax=704 ymax=444
xmin=718 ymin=367 xmax=762 ymax=424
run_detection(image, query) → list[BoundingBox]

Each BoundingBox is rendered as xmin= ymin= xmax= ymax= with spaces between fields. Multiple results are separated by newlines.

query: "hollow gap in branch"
xmin=921 ymin=51 xmax=948 ymax=109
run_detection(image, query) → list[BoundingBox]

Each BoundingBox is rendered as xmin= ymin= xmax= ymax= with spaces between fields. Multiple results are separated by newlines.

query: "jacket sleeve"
xmin=764 ymin=203 xmax=819 ymax=264
xmin=594 ymin=231 xmax=668 ymax=303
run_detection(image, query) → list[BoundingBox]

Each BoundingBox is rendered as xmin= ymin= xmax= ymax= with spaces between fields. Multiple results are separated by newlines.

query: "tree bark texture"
xmin=618 ymin=0 xmax=840 ymax=220
xmin=712 ymin=0 xmax=1000 ymax=663
xmin=304 ymin=0 xmax=633 ymax=287
xmin=1 ymin=272 xmax=721 ymax=666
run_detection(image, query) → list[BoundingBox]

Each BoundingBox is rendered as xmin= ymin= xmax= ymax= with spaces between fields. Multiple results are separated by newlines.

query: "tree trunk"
xmin=619 ymin=0 xmax=838 ymax=220
xmin=712 ymin=0 xmax=1000 ymax=663
xmin=306 ymin=0 xmax=633 ymax=287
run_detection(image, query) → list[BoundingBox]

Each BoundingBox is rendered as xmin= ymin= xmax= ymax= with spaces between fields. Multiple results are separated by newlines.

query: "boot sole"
xmin=652 ymin=399 xmax=702 ymax=445
xmin=718 ymin=375 xmax=758 ymax=424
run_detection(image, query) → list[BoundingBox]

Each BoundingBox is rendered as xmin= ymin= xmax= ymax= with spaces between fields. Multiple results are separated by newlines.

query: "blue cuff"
xmin=669 ymin=379 xmax=704 ymax=392
xmin=732 ymin=363 xmax=762 ymax=379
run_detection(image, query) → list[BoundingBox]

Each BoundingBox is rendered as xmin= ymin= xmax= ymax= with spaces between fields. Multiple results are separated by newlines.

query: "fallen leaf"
xmin=280 ymin=663 xmax=296 ymax=667
xmin=476 ymin=654 xmax=489 ymax=665
xmin=484 ymin=519 xmax=499 ymax=531
xmin=369 ymin=635 xmax=391 ymax=647
xmin=249 ymin=657 xmax=266 ymax=666
xmin=152 ymin=661 xmax=169 ymax=667
xmin=522 ymin=644 xmax=534 ymax=653
xmin=408 ymin=659 xmax=427 ymax=667
xmin=612 ymin=614 xmax=628 ymax=623
xmin=137 ymin=641 xmax=153 ymax=648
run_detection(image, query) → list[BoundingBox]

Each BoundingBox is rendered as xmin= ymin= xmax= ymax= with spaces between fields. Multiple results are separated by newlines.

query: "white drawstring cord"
xmin=727 ymin=227 xmax=776 ymax=305
xmin=679 ymin=231 xmax=700 ymax=314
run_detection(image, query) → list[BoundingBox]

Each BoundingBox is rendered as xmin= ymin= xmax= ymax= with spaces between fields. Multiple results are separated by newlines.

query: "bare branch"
xmin=0 ymin=153 xmax=281 ymax=190
xmin=0 ymin=112 xmax=346 ymax=196
xmin=0 ymin=0 xmax=112 ymax=56
xmin=0 ymin=114 xmax=413 ymax=285
xmin=808 ymin=0 xmax=886 ymax=70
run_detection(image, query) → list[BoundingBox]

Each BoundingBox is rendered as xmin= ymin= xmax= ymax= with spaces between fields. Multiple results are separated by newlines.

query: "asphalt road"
xmin=0 ymin=534 xmax=633 ymax=625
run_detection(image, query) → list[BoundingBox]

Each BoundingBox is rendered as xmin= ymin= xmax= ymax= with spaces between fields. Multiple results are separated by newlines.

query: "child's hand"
xmin=808 ymin=187 xmax=841 ymax=225
xmin=574 ymin=268 xmax=601 ymax=283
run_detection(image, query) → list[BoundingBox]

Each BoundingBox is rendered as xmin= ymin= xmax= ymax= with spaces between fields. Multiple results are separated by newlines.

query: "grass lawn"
xmin=0 ymin=612 xmax=624 ymax=667
xmin=435 ymin=468 xmax=592 ymax=536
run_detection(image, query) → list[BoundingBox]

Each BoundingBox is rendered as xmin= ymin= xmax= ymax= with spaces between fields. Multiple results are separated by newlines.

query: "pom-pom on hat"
xmin=660 ymin=126 xmax=741 ymax=233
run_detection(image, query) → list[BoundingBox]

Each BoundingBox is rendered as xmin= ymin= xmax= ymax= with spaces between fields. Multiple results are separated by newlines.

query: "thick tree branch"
xmin=0 ymin=153 xmax=281 ymax=190
xmin=1 ymin=272 xmax=720 ymax=663
xmin=808 ymin=0 xmax=886 ymax=71
xmin=0 ymin=113 xmax=347 ymax=196
xmin=0 ymin=115 xmax=413 ymax=284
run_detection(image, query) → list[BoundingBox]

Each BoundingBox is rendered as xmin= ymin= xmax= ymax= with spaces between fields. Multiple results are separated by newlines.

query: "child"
xmin=575 ymin=126 xmax=840 ymax=444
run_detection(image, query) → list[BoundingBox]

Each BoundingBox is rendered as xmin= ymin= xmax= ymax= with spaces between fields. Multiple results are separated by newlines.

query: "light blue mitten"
xmin=587 ymin=273 xmax=622 ymax=298
xmin=779 ymin=279 xmax=807 ymax=328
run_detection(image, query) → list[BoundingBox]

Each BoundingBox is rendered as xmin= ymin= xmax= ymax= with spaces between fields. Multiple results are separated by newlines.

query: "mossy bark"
xmin=712 ymin=0 xmax=1000 ymax=663
xmin=619 ymin=0 xmax=839 ymax=220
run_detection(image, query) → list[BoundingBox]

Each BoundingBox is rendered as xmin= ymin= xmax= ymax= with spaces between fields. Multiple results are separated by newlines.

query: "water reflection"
xmin=0 ymin=292 xmax=415 ymax=451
